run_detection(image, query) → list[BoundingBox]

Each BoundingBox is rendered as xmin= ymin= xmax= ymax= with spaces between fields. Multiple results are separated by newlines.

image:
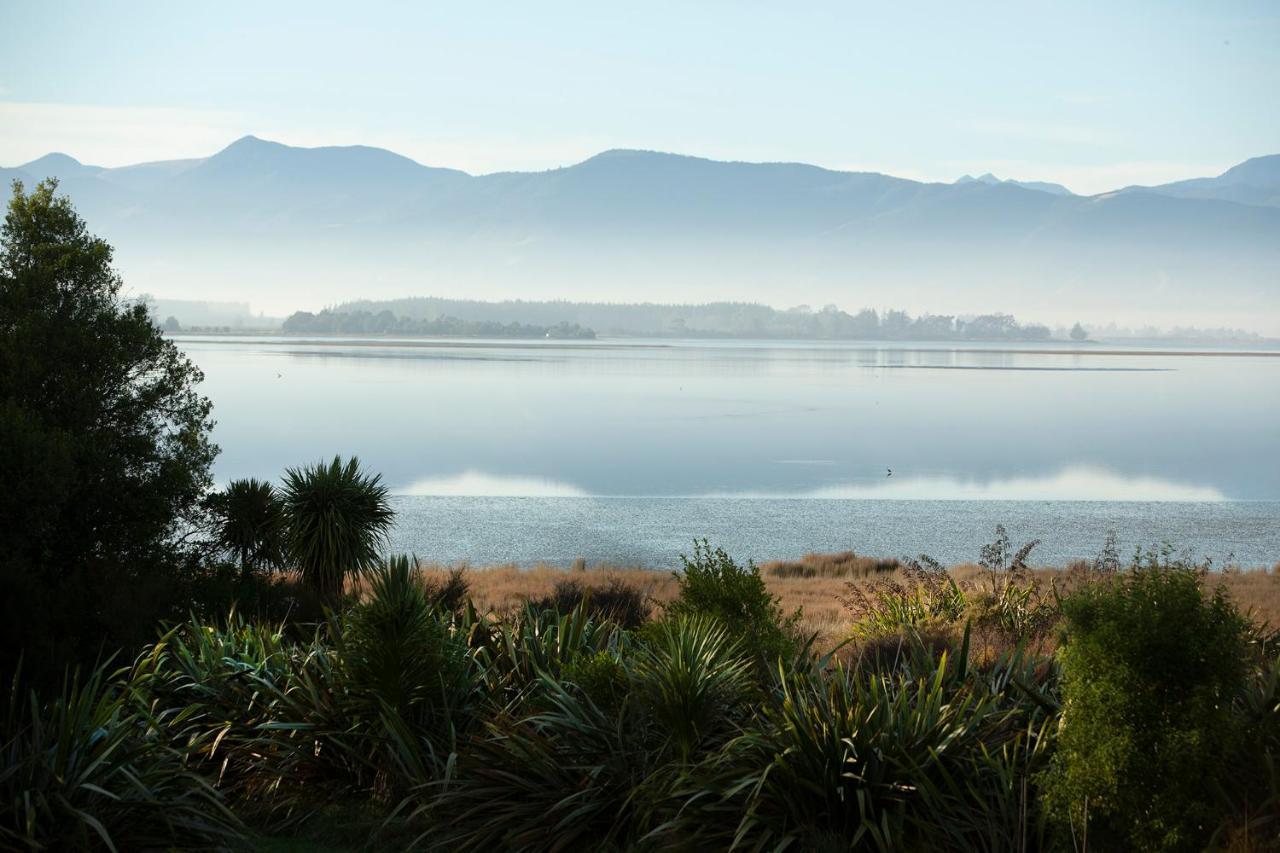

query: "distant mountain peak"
xmin=23 ymin=151 xmax=84 ymax=167
xmin=955 ymin=173 xmax=1003 ymax=185
xmin=17 ymin=151 xmax=104 ymax=179
xmin=954 ymin=171 xmax=1072 ymax=196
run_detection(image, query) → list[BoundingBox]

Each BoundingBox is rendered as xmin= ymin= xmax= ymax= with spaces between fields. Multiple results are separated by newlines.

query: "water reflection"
xmin=391 ymin=465 xmax=1224 ymax=501
xmin=180 ymin=336 xmax=1280 ymax=502
xmin=401 ymin=471 xmax=588 ymax=497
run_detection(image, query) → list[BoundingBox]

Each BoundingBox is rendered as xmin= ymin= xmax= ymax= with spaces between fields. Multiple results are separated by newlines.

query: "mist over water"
xmin=182 ymin=336 xmax=1280 ymax=565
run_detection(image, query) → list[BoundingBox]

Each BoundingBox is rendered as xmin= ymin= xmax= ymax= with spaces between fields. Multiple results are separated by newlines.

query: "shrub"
xmin=562 ymin=649 xmax=630 ymax=714
xmin=422 ymin=564 xmax=471 ymax=614
xmin=334 ymin=556 xmax=479 ymax=802
xmin=841 ymin=554 xmax=967 ymax=637
xmin=965 ymin=528 xmax=1057 ymax=653
xmin=341 ymin=556 xmax=476 ymax=729
xmin=431 ymin=673 xmax=654 ymax=852
xmin=665 ymin=540 xmax=800 ymax=663
xmin=1041 ymin=558 xmax=1251 ymax=851
xmin=529 ymin=577 xmax=652 ymax=629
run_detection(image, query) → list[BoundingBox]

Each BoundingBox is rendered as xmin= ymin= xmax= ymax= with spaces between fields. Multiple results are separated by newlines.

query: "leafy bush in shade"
xmin=665 ymin=540 xmax=800 ymax=664
xmin=422 ymin=564 xmax=472 ymax=614
xmin=281 ymin=455 xmax=394 ymax=604
xmin=528 ymin=576 xmax=652 ymax=628
xmin=431 ymin=613 xmax=753 ymax=850
xmin=1041 ymin=556 xmax=1250 ymax=851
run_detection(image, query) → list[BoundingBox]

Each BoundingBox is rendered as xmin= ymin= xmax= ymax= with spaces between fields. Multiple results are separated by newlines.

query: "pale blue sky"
xmin=1 ymin=0 xmax=1276 ymax=192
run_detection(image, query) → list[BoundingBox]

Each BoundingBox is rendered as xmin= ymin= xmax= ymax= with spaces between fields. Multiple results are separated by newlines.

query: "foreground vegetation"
xmin=4 ymin=535 xmax=1279 ymax=851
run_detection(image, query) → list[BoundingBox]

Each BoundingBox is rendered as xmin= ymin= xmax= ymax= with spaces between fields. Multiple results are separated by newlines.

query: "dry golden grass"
xmin=1209 ymin=567 xmax=1280 ymax=631
xmin=402 ymin=553 xmax=1280 ymax=649
xmin=413 ymin=562 xmax=680 ymax=616
xmin=759 ymin=551 xmax=901 ymax=579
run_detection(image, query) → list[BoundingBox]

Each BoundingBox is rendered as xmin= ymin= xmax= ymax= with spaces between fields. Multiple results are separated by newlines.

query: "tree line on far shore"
xmin=281 ymin=308 xmax=596 ymax=339
xmin=333 ymin=296 xmax=1077 ymax=341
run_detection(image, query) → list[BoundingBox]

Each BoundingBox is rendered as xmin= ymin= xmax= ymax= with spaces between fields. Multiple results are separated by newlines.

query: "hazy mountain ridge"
xmin=3 ymin=137 xmax=1279 ymax=332
xmin=954 ymin=173 xmax=1073 ymax=196
xmin=1117 ymin=155 xmax=1280 ymax=208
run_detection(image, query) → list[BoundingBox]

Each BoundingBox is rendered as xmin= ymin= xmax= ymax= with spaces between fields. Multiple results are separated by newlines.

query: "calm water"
xmin=179 ymin=336 xmax=1280 ymax=567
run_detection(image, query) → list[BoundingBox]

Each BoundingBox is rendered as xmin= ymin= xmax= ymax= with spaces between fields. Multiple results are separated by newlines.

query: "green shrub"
xmin=842 ymin=554 xmax=967 ymax=638
xmin=431 ymin=673 xmax=653 ymax=852
xmin=562 ymin=649 xmax=630 ymax=713
xmin=665 ymin=540 xmax=800 ymax=664
xmin=340 ymin=556 xmax=477 ymax=732
xmin=1213 ymin=653 xmax=1280 ymax=847
xmin=435 ymin=615 xmax=754 ymax=850
xmin=1041 ymin=558 xmax=1250 ymax=851
xmin=471 ymin=601 xmax=624 ymax=713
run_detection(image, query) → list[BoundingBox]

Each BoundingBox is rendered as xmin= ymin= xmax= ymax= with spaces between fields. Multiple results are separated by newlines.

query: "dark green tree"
xmin=281 ymin=456 xmax=394 ymax=604
xmin=0 ymin=180 xmax=217 ymax=674
xmin=1069 ymin=322 xmax=1088 ymax=341
xmin=208 ymin=477 xmax=287 ymax=579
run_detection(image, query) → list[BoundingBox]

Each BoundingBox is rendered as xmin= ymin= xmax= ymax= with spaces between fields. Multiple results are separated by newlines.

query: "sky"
xmin=1 ymin=1 xmax=1277 ymax=194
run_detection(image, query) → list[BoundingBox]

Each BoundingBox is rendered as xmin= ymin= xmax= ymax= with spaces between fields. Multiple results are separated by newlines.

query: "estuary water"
xmin=178 ymin=336 xmax=1280 ymax=567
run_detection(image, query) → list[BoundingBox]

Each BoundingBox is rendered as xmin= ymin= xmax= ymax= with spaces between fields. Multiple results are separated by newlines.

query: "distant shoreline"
xmin=167 ymin=331 xmax=1280 ymax=357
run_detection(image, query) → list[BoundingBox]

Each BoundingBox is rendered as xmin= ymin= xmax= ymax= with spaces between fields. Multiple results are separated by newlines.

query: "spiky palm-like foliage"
xmin=472 ymin=601 xmax=624 ymax=712
xmin=0 ymin=662 xmax=244 ymax=851
xmin=281 ymin=456 xmax=394 ymax=604
xmin=337 ymin=555 xmax=480 ymax=796
xmin=210 ymin=477 xmax=287 ymax=577
xmin=672 ymin=636 xmax=1055 ymax=852
xmin=431 ymin=615 xmax=758 ymax=851
xmin=631 ymin=615 xmax=753 ymax=762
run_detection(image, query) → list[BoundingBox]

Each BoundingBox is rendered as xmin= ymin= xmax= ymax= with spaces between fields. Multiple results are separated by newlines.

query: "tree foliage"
xmin=0 ymin=180 xmax=217 ymax=675
xmin=1041 ymin=558 xmax=1250 ymax=851
xmin=208 ymin=477 xmax=287 ymax=578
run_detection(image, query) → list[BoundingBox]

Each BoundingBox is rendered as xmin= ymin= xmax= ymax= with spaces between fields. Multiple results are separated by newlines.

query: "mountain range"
xmin=3 ymin=137 xmax=1278 ymax=331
